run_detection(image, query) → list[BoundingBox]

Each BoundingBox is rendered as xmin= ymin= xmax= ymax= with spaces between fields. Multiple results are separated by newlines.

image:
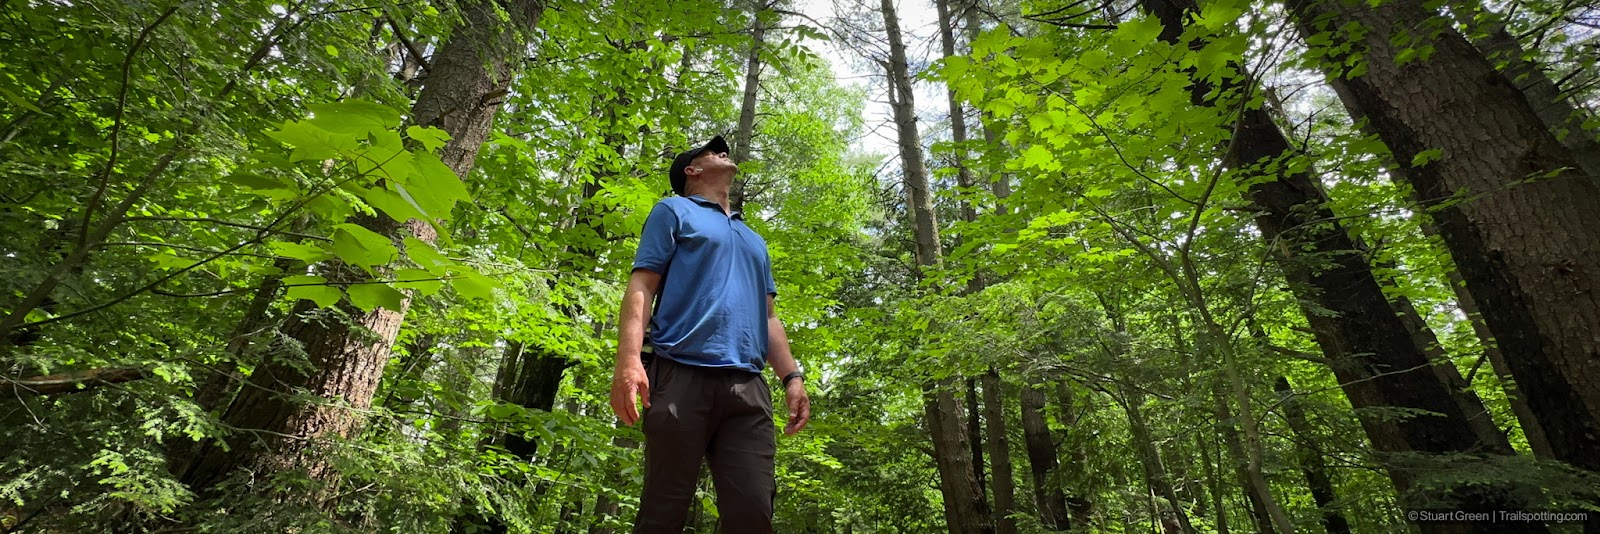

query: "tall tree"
xmin=730 ymin=1 xmax=768 ymax=213
xmin=881 ymin=0 xmax=992 ymax=531
xmin=1287 ymin=0 xmax=1600 ymax=481
xmin=937 ymin=0 xmax=1015 ymax=530
xmin=178 ymin=0 xmax=547 ymax=493
xmin=1135 ymin=1 xmax=1547 ymax=527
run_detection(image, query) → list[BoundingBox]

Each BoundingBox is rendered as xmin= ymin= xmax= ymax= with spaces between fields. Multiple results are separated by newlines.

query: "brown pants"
xmin=634 ymin=356 xmax=776 ymax=533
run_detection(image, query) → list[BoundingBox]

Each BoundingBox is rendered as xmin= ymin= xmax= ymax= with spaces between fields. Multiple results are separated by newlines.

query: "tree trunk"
xmin=983 ymin=371 xmax=1017 ymax=534
xmin=1122 ymin=387 xmax=1195 ymax=534
xmin=882 ymin=0 xmax=990 ymax=530
xmin=1443 ymin=267 xmax=1555 ymax=458
xmin=1056 ymin=382 xmax=1095 ymax=528
xmin=967 ymin=377 xmax=989 ymax=506
xmin=729 ymin=6 xmax=765 ymax=213
xmin=1447 ymin=0 xmax=1600 ymax=186
xmin=179 ymin=0 xmax=545 ymax=494
xmin=1144 ymin=0 xmax=1543 ymax=525
xmin=1288 ymin=0 xmax=1600 ymax=481
xmin=1275 ymin=377 xmax=1353 ymax=534
xmin=1213 ymin=383 xmax=1275 ymax=534
xmin=1021 ymin=379 xmax=1070 ymax=530
xmin=1198 ymin=432 xmax=1229 ymax=534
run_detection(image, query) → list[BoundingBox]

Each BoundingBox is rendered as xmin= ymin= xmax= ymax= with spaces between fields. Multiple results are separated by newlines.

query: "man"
xmin=609 ymin=135 xmax=811 ymax=533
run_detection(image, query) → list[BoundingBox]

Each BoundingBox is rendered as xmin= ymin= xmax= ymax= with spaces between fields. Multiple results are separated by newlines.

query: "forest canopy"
xmin=2 ymin=0 xmax=1598 ymax=532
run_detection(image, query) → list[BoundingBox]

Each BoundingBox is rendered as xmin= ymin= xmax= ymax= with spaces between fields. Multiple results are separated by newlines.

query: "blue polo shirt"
xmin=632 ymin=195 xmax=777 ymax=373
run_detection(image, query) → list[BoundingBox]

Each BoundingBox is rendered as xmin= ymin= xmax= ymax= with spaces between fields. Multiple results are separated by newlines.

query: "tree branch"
xmin=2 ymin=367 xmax=148 ymax=395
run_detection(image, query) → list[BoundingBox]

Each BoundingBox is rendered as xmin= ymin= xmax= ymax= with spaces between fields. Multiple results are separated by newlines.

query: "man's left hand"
xmin=784 ymin=379 xmax=811 ymax=435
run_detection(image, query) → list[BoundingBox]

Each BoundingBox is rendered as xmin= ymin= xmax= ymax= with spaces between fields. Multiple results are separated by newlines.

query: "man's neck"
xmin=687 ymin=185 xmax=732 ymax=215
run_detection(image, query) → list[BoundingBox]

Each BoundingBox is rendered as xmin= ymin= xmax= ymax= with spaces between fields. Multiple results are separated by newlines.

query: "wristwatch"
xmin=782 ymin=371 xmax=804 ymax=389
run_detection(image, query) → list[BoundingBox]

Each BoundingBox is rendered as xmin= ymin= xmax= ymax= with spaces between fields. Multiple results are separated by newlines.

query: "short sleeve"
xmin=763 ymin=251 xmax=777 ymax=296
xmin=632 ymin=201 xmax=678 ymax=274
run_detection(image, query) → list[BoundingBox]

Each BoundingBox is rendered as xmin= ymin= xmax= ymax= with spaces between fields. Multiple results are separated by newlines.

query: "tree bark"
xmin=938 ymin=3 xmax=1010 ymax=528
xmin=1021 ymin=378 xmax=1070 ymax=530
xmin=1055 ymin=382 xmax=1095 ymax=528
xmin=1275 ymin=377 xmax=1353 ymax=534
xmin=982 ymin=370 xmax=1016 ymax=534
xmin=967 ymin=377 xmax=989 ymax=506
xmin=1446 ymin=0 xmax=1600 ymax=187
xmin=179 ymin=0 xmax=545 ymax=494
xmin=1287 ymin=0 xmax=1600 ymax=481
xmin=1143 ymin=0 xmax=1541 ymax=526
xmin=1442 ymin=266 xmax=1555 ymax=458
xmin=882 ymin=0 xmax=990 ymax=530
xmin=729 ymin=4 xmax=766 ymax=213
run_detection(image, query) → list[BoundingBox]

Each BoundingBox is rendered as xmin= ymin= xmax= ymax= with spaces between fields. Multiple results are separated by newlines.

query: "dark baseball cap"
xmin=668 ymin=135 xmax=730 ymax=196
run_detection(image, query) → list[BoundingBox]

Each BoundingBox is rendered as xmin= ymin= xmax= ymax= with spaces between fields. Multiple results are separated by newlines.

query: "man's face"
xmin=690 ymin=150 xmax=737 ymax=176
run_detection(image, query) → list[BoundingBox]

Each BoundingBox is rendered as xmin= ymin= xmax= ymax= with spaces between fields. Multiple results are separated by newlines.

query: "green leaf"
xmin=1022 ymin=145 xmax=1055 ymax=170
xmin=393 ymin=268 xmax=443 ymax=295
xmin=307 ymin=100 xmax=403 ymax=137
xmin=406 ymin=125 xmax=451 ymax=152
xmin=324 ymin=44 xmax=339 ymax=57
xmin=332 ymin=223 xmax=399 ymax=269
xmin=347 ymin=283 xmax=407 ymax=312
xmin=450 ymin=269 xmax=496 ymax=300
xmin=362 ymin=186 xmax=427 ymax=223
xmin=408 ymin=151 xmax=470 ymax=217
xmin=266 ymin=120 xmax=358 ymax=162
xmin=269 ymin=241 xmax=335 ymax=263
xmin=1411 ymin=148 xmax=1444 ymax=167
xmin=284 ymin=275 xmax=342 ymax=307
xmin=404 ymin=237 xmax=455 ymax=274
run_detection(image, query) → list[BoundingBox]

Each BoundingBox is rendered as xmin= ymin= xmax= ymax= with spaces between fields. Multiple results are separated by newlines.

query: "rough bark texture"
xmin=179 ymin=0 xmax=545 ymax=493
xmin=1021 ymin=379 xmax=1070 ymax=531
xmin=966 ymin=378 xmax=989 ymax=504
xmin=882 ymin=0 xmax=990 ymax=531
xmin=729 ymin=7 xmax=765 ymax=213
xmin=982 ymin=371 xmax=1016 ymax=534
xmin=1144 ymin=0 xmax=1540 ymax=525
xmin=1275 ymin=377 xmax=1353 ymax=534
xmin=1447 ymin=0 xmax=1600 ymax=186
xmin=1288 ymin=0 xmax=1600 ymax=479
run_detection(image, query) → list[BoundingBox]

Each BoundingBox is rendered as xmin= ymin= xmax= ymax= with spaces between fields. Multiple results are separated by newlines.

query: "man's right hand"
xmin=609 ymin=361 xmax=651 ymax=425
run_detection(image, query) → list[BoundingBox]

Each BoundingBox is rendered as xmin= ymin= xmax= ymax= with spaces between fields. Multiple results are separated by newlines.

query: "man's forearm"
xmin=766 ymin=314 xmax=801 ymax=381
xmin=616 ymin=272 xmax=659 ymax=370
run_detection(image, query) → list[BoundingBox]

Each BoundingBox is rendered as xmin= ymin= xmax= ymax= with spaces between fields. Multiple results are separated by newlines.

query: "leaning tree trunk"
xmin=179 ymin=0 xmax=545 ymax=493
xmin=1287 ymin=0 xmax=1600 ymax=482
xmin=1210 ymin=380 xmax=1275 ymax=534
xmin=1446 ymin=0 xmax=1600 ymax=186
xmin=1274 ymin=377 xmax=1353 ymax=534
xmin=1142 ymin=0 xmax=1540 ymax=526
xmin=882 ymin=0 xmax=990 ymax=531
xmin=1122 ymin=387 xmax=1195 ymax=534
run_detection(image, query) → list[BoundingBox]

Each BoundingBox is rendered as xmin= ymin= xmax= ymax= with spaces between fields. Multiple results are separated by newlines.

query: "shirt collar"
xmin=686 ymin=194 xmax=742 ymax=220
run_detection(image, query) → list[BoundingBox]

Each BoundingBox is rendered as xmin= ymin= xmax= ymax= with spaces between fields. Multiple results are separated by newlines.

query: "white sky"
xmin=793 ymin=0 xmax=950 ymax=160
